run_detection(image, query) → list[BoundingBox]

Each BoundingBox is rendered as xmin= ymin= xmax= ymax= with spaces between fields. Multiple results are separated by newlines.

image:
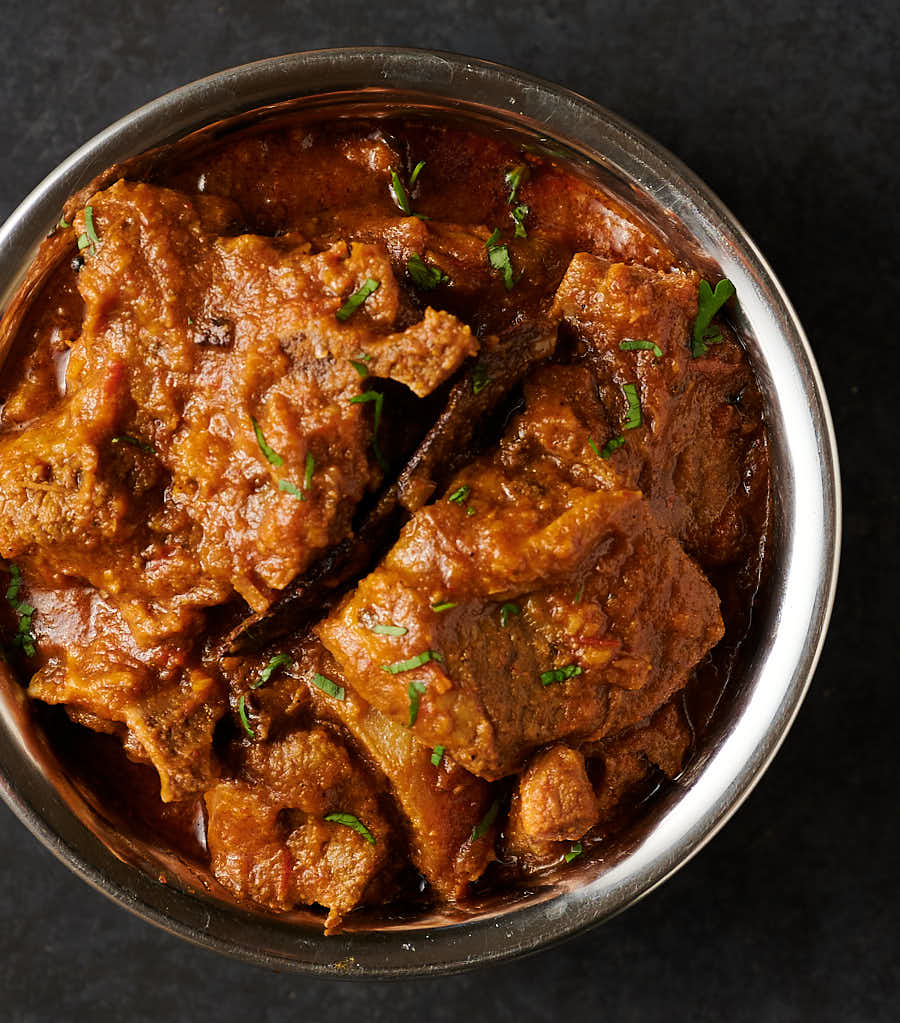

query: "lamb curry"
xmin=0 ymin=113 xmax=769 ymax=931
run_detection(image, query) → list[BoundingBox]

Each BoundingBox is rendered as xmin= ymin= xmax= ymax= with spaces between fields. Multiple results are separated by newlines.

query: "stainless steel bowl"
xmin=0 ymin=48 xmax=840 ymax=977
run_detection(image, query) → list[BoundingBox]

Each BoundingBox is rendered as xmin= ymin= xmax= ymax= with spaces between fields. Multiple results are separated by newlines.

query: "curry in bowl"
xmin=0 ymin=113 xmax=769 ymax=931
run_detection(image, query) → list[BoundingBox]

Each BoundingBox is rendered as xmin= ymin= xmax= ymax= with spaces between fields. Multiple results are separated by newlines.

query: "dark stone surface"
xmin=0 ymin=2 xmax=896 ymax=1019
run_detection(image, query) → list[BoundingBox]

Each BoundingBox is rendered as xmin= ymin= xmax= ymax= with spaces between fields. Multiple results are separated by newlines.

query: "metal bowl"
xmin=0 ymin=49 xmax=840 ymax=976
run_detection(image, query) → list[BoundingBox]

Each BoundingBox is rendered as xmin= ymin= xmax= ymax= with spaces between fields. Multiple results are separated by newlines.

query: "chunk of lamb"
xmin=504 ymin=745 xmax=599 ymax=866
xmin=0 ymin=180 xmax=478 ymax=626
xmin=205 ymin=726 xmax=397 ymax=932
xmin=224 ymin=637 xmax=497 ymax=899
xmin=26 ymin=584 xmax=223 ymax=801
xmin=552 ymin=253 xmax=768 ymax=565
xmin=317 ymin=368 xmax=723 ymax=779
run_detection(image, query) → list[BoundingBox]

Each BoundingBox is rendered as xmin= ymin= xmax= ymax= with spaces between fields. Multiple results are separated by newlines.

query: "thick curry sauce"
xmin=0 ymin=115 xmax=769 ymax=931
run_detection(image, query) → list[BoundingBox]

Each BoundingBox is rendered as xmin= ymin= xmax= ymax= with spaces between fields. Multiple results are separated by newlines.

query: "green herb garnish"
xmin=565 ymin=841 xmax=583 ymax=863
xmin=349 ymin=389 xmax=386 ymax=469
xmin=303 ymin=452 xmax=315 ymax=493
xmin=349 ymin=358 xmax=370 ymax=377
xmin=540 ymin=664 xmax=583 ymax=686
xmin=5 ymin=564 xmax=21 ymax=604
xmin=382 ymin=650 xmax=444 ymax=675
xmin=471 ymin=799 xmax=500 ymax=841
xmin=472 ymin=363 xmax=491 ymax=394
xmin=278 ymin=479 xmax=305 ymax=500
xmin=371 ymin=622 xmax=408 ymax=637
xmin=622 ymin=383 xmax=642 ymax=430
xmin=325 ymin=812 xmax=375 ymax=845
xmin=5 ymin=565 xmax=36 ymax=657
xmin=253 ymin=653 xmax=293 ymax=689
xmin=58 ymin=215 xmax=70 ymax=229
xmin=601 ymin=435 xmax=625 ymax=458
xmin=692 ymin=278 xmax=735 ymax=357
xmin=466 ymin=505 xmax=476 ymax=516
xmin=237 ymin=695 xmax=255 ymax=739
xmin=431 ymin=745 xmax=445 ymax=767
xmin=389 ymin=169 xmax=412 ymax=214
xmin=251 ymin=417 xmax=284 ymax=467
xmin=407 ymin=253 xmax=450 ymax=290
xmin=574 ymin=579 xmax=585 ymax=604
xmin=84 ymin=206 xmax=99 ymax=246
xmin=312 ymin=672 xmax=346 ymax=701
xmin=111 ymin=434 xmax=154 ymax=454
xmin=511 ymin=203 xmax=529 ymax=238
xmin=500 ymin=602 xmax=520 ymax=628
xmin=505 ymin=164 xmax=528 ymax=203
xmin=431 ymin=601 xmax=457 ymax=612
xmin=407 ymin=680 xmax=426 ymax=726
xmin=409 ymin=160 xmax=426 ymax=188
xmin=588 ymin=437 xmax=601 ymax=459
xmin=485 ymin=229 xmax=516 ymax=290
xmin=620 ymin=338 xmax=663 ymax=358
xmin=448 ymin=485 xmax=470 ymax=504
xmin=336 ymin=278 xmax=380 ymax=322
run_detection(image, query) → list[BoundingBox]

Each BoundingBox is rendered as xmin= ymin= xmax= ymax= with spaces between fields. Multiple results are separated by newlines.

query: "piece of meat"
xmin=222 ymin=637 xmax=497 ymax=899
xmin=552 ymin=253 xmax=768 ymax=565
xmin=26 ymin=584 xmax=223 ymax=802
xmin=0 ymin=180 xmax=479 ymax=630
xmin=225 ymin=321 xmax=557 ymax=654
xmin=589 ymin=698 xmax=693 ymax=819
xmin=205 ymin=725 xmax=397 ymax=932
xmin=504 ymin=745 xmax=599 ymax=864
xmin=317 ymin=367 xmax=723 ymax=779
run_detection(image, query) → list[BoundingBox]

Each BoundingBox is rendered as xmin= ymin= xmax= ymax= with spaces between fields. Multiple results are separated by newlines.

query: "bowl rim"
xmin=0 ymin=47 xmax=841 ymax=977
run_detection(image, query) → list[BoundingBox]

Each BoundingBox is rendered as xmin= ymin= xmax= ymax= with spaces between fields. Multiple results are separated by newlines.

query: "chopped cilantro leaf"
xmin=278 ymin=479 xmax=305 ymax=500
xmin=511 ymin=203 xmax=529 ymax=238
xmin=336 ymin=278 xmax=380 ymax=322
xmin=601 ymin=435 xmax=625 ymax=458
xmin=692 ymin=278 xmax=736 ymax=357
xmin=486 ymin=231 xmax=516 ymax=291
xmin=471 ymin=799 xmax=500 ymax=841
xmin=407 ymin=252 xmax=449 ymax=290
xmin=623 ymin=383 xmax=642 ymax=430
xmin=448 ymin=485 xmax=470 ymax=504
xmin=325 ymin=812 xmax=375 ymax=845
xmin=565 ymin=841 xmax=583 ymax=863
xmin=382 ymin=650 xmax=444 ymax=674
xmin=389 ymin=169 xmax=412 ymax=214
xmin=431 ymin=745 xmax=445 ymax=767
xmin=371 ymin=622 xmax=408 ymax=636
xmin=588 ymin=437 xmax=601 ymax=459
xmin=574 ymin=579 xmax=585 ymax=604
xmin=237 ymin=695 xmax=255 ymax=739
xmin=58 ymin=216 xmax=70 ymax=229
xmin=431 ymin=601 xmax=457 ymax=612
xmin=409 ymin=160 xmax=425 ymax=188
xmin=505 ymin=164 xmax=528 ymax=203
xmin=303 ymin=452 xmax=315 ymax=493
xmin=407 ymin=679 xmax=426 ymax=726
xmin=620 ymin=339 xmax=663 ymax=358
xmin=540 ymin=664 xmax=583 ymax=686
xmin=312 ymin=672 xmax=346 ymax=701
xmin=252 ymin=653 xmax=293 ymax=689
xmin=112 ymin=434 xmax=154 ymax=454
xmin=472 ymin=363 xmax=491 ymax=394
xmin=84 ymin=205 xmax=99 ymax=246
xmin=500 ymin=602 xmax=520 ymax=628
xmin=5 ymin=564 xmax=21 ymax=604
xmin=349 ymin=358 xmax=370 ymax=377
xmin=251 ymin=417 xmax=284 ymax=467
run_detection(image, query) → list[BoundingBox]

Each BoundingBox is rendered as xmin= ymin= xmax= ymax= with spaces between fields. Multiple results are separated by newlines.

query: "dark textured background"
xmin=1 ymin=2 xmax=897 ymax=1020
